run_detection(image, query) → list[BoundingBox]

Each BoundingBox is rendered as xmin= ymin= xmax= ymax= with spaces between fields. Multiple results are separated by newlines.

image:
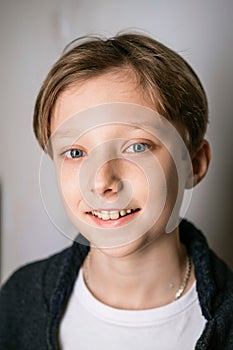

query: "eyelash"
xmin=62 ymin=142 xmax=152 ymax=160
xmin=124 ymin=142 xmax=151 ymax=153
xmin=63 ymin=149 xmax=85 ymax=159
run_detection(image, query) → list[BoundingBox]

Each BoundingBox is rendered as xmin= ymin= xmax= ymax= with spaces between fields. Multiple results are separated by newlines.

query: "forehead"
xmin=51 ymin=70 xmax=157 ymax=134
xmin=50 ymin=102 xmax=189 ymax=163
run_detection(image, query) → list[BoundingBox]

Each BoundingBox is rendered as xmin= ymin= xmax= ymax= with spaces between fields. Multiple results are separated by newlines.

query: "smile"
xmin=87 ymin=208 xmax=140 ymax=221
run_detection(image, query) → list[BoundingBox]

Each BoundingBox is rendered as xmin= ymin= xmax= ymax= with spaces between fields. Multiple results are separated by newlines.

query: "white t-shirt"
xmin=59 ymin=268 xmax=206 ymax=350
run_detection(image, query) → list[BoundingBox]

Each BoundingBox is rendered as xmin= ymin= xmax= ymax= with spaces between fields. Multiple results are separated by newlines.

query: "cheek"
xmin=143 ymin=151 xmax=179 ymax=221
xmin=159 ymin=155 xmax=179 ymax=214
xmin=57 ymin=163 xmax=82 ymax=208
xmin=164 ymin=160 xmax=179 ymax=193
xmin=121 ymin=163 xmax=148 ymax=204
xmin=156 ymin=148 xmax=179 ymax=187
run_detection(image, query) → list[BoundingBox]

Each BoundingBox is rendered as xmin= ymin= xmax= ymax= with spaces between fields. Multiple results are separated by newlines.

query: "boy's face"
xmin=50 ymin=71 xmax=192 ymax=255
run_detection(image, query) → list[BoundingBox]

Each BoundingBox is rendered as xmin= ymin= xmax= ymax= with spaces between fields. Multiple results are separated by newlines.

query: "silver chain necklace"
xmin=175 ymin=254 xmax=192 ymax=300
xmin=83 ymin=252 xmax=192 ymax=303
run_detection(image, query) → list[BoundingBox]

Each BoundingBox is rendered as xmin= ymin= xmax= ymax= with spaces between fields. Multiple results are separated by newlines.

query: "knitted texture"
xmin=0 ymin=220 xmax=232 ymax=350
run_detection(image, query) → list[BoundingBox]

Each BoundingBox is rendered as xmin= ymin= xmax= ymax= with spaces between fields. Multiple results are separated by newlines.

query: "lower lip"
xmin=87 ymin=210 xmax=140 ymax=228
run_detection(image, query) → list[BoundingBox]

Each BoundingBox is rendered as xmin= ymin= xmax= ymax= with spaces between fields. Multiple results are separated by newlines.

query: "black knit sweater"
xmin=0 ymin=220 xmax=233 ymax=349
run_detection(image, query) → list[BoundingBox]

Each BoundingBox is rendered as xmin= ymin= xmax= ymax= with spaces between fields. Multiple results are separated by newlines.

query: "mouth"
xmin=86 ymin=208 xmax=141 ymax=227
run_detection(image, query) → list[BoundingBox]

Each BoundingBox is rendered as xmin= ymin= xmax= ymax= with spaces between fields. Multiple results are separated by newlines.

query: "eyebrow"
xmin=53 ymin=128 xmax=81 ymax=139
xmin=53 ymin=121 xmax=160 ymax=139
xmin=127 ymin=122 xmax=159 ymax=130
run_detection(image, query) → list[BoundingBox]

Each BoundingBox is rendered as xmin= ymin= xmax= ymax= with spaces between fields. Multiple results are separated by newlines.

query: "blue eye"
xmin=65 ymin=149 xmax=84 ymax=159
xmin=126 ymin=142 xmax=149 ymax=153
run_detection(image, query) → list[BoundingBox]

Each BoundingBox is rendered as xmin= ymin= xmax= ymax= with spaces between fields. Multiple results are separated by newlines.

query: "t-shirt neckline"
xmin=74 ymin=267 xmax=198 ymax=327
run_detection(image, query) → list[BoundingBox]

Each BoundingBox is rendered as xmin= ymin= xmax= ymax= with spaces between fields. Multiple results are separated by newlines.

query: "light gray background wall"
xmin=0 ymin=0 xmax=233 ymax=283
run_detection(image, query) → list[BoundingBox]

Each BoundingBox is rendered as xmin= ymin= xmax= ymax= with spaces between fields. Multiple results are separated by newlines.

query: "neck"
xmin=83 ymin=228 xmax=194 ymax=310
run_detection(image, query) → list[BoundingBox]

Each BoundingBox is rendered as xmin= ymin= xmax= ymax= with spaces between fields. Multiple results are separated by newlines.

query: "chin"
xmin=95 ymin=235 xmax=149 ymax=259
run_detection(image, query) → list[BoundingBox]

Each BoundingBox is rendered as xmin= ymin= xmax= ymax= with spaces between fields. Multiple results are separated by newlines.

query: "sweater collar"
xmin=179 ymin=219 xmax=216 ymax=320
xmin=47 ymin=219 xmax=216 ymax=349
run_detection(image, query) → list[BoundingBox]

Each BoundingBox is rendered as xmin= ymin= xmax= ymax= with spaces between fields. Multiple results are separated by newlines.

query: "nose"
xmin=91 ymin=159 xmax=123 ymax=198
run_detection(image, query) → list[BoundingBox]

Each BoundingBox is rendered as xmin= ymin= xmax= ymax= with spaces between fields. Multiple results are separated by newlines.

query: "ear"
xmin=185 ymin=139 xmax=211 ymax=189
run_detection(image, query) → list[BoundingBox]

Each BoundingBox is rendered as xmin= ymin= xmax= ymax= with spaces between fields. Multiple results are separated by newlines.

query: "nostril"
xmin=116 ymin=179 xmax=124 ymax=192
xmin=91 ymin=178 xmax=122 ymax=195
xmin=90 ymin=160 xmax=123 ymax=195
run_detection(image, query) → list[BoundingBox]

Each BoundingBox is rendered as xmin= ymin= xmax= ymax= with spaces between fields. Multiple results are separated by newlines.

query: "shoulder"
xmin=1 ymin=245 xmax=72 ymax=295
xmin=180 ymin=220 xmax=233 ymax=316
xmin=0 ymin=244 xmax=75 ymax=323
xmin=209 ymin=249 xmax=233 ymax=315
xmin=0 ymin=247 xmax=63 ymax=348
xmin=0 ymin=234 xmax=89 ymax=308
xmin=0 ymin=234 xmax=89 ymax=307
xmin=0 ymin=244 xmax=77 ymax=348
xmin=0 ymin=239 xmax=89 ymax=349
xmin=207 ymin=250 xmax=233 ymax=346
xmin=182 ymin=219 xmax=233 ymax=345
xmin=210 ymin=248 xmax=233 ymax=287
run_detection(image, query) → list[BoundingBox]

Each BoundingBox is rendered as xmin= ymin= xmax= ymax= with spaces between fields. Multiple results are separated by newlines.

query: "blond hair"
xmin=33 ymin=33 xmax=208 ymax=153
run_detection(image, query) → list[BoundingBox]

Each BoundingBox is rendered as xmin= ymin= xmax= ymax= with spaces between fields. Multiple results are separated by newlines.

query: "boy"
xmin=0 ymin=33 xmax=233 ymax=350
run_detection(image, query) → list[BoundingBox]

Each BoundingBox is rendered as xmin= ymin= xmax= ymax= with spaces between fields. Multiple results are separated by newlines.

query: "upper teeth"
xmin=90 ymin=209 xmax=135 ymax=220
